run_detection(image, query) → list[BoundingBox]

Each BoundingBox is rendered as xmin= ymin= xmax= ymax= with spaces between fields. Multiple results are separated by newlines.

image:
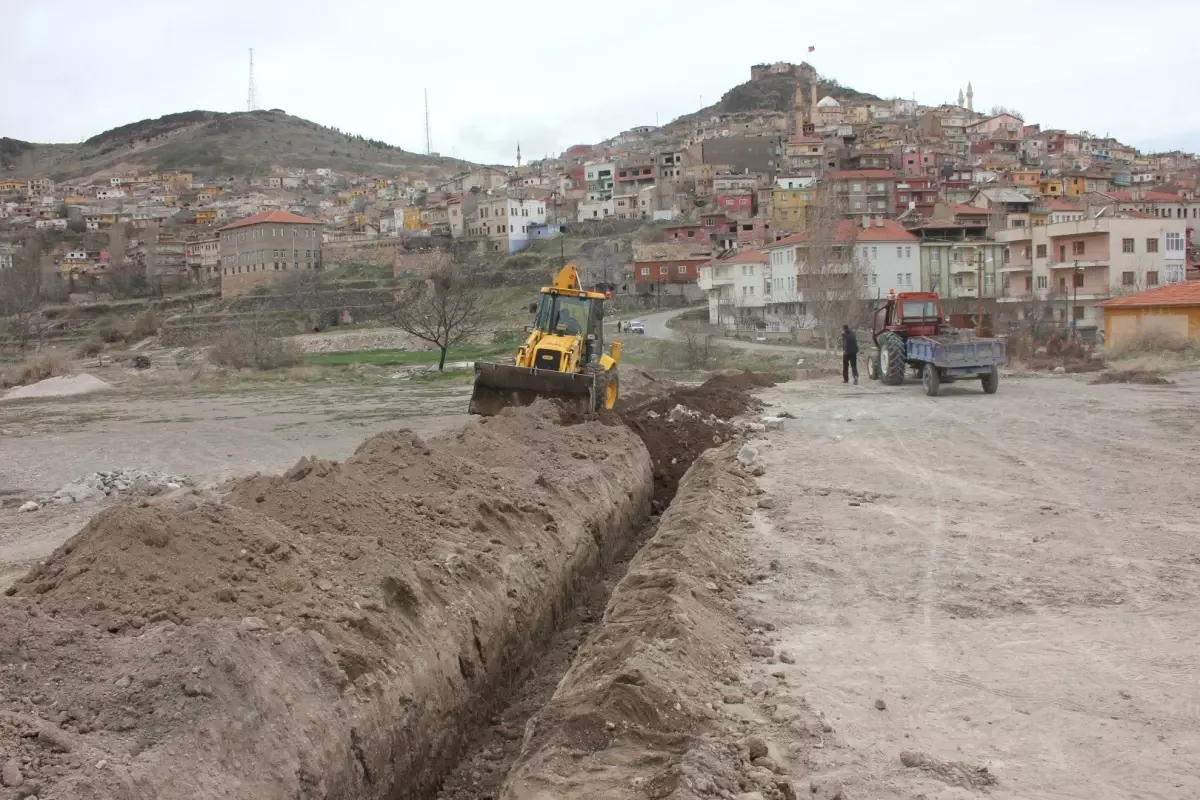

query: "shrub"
xmin=96 ymin=317 xmax=132 ymax=343
xmin=1 ymin=351 xmax=71 ymax=389
xmin=209 ymin=326 xmax=300 ymax=370
xmin=76 ymin=336 xmax=105 ymax=357
xmin=131 ymin=309 xmax=163 ymax=340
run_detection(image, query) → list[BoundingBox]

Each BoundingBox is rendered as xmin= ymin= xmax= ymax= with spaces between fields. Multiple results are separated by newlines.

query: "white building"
xmin=696 ymin=249 xmax=770 ymax=327
xmin=474 ymin=194 xmax=546 ymax=253
xmin=96 ymin=187 xmax=125 ymax=200
xmin=762 ymin=217 xmax=921 ymax=315
xmin=583 ymin=161 xmax=615 ymax=201
xmin=0 ymin=243 xmax=14 ymax=270
xmin=577 ymin=198 xmax=614 ymax=222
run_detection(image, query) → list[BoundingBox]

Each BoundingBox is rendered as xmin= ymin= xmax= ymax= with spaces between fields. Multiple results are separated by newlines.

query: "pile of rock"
xmin=19 ymin=469 xmax=190 ymax=512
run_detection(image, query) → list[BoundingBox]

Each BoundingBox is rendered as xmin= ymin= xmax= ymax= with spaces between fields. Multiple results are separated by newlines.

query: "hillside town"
xmin=2 ymin=61 xmax=1199 ymax=337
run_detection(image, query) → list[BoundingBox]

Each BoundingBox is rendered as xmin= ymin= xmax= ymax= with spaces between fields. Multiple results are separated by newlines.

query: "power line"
xmin=247 ymin=48 xmax=259 ymax=112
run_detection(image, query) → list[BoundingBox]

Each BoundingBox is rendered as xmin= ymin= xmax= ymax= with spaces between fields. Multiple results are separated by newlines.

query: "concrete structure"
xmin=825 ymin=170 xmax=895 ymax=218
xmin=0 ymin=243 xmax=13 ymax=271
xmin=584 ymin=161 xmax=615 ymax=201
xmin=1098 ymin=281 xmax=1200 ymax=350
xmin=218 ymin=210 xmax=322 ymax=297
xmin=911 ymin=220 xmax=1003 ymax=308
xmin=474 ymin=195 xmax=546 ymax=253
xmin=994 ymin=214 xmax=1187 ymax=328
xmin=185 ymin=236 xmax=220 ymax=283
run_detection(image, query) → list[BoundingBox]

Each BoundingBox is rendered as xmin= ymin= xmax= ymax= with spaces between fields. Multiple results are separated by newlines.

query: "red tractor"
xmin=866 ymin=290 xmax=947 ymax=385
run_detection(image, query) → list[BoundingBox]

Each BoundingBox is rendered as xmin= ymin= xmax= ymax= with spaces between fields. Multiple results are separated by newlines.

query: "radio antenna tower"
xmin=247 ymin=48 xmax=259 ymax=112
xmin=424 ymin=89 xmax=432 ymax=155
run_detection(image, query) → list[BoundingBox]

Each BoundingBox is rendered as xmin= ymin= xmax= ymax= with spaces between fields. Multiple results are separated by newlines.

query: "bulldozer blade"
xmin=469 ymin=362 xmax=595 ymax=417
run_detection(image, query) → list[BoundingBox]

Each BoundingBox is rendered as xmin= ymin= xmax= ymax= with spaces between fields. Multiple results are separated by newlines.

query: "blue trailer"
xmin=904 ymin=335 xmax=1006 ymax=396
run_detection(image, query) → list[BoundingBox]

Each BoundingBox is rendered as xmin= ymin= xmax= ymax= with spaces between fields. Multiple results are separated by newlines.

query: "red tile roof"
xmin=1045 ymin=200 xmax=1081 ymax=211
xmin=765 ymin=218 xmax=917 ymax=248
xmin=219 ymin=210 xmax=317 ymax=231
xmin=944 ymin=202 xmax=991 ymax=215
xmin=1099 ymin=281 xmax=1200 ymax=308
xmin=1100 ymin=190 xmax=1186 ymax=203
xmin=825 ymin=169 xmax=894 ymax=180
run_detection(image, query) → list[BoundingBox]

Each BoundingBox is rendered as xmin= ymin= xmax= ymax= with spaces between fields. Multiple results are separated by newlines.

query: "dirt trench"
xmin=0 ymin=373 xmax=777 ymax=800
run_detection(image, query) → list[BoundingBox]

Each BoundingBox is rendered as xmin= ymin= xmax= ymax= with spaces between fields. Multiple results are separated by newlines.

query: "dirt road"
xmin=736 ymin=370 xmax=1200 ymax=798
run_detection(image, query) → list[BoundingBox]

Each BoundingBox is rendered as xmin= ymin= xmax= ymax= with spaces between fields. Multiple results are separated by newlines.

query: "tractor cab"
xmin=872 ymin=290 xmax=945 ymax=345
xmin=530 ymin=290 xmax=605 ymax=364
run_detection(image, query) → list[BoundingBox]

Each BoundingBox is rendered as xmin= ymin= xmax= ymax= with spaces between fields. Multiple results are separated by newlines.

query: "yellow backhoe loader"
xmin=469 ymin=264 xmax=621 ymax=416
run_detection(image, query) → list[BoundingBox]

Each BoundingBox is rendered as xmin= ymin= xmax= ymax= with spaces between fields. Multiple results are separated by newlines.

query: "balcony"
xmin=1048 ymin=259 xmax=1107 ymax=269
xmin=997 ymin=261 xmax=1032 ymax=273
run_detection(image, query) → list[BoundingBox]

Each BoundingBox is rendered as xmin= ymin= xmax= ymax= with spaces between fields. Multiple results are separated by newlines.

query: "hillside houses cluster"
xmin=3 ymin=60 xmax=1200 ymax=316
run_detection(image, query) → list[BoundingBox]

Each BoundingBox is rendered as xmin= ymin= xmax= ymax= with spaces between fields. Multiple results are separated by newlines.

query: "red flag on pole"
xmin=808 ymin=46 xmax=815 ymax=52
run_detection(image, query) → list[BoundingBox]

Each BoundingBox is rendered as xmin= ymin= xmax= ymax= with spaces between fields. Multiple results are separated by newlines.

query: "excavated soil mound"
xmin=502 ymin=448 xmax=812 ymax=799
xmin=0 ymin=403 xmax=652 ymax=800
xmin=610 ymin=371 xmax=779 ymax=507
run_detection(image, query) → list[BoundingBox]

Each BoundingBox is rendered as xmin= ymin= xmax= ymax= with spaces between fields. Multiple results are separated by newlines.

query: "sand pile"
xmin=0 ymin=402 xmax=652 ymax=800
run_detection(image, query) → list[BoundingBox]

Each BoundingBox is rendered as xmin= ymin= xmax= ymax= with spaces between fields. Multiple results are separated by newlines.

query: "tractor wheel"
xmin=603 ymin=369 xmax=619 ymax=409
xmin=866 ymin=351 xmax=880 ymax=380
xmin=922 ymin=364 xmax=941 ymax=397
xmin=879 ymin=332 xmax=906 ymax=386
xmin=981 ymin=366 xmax=999 ymax=394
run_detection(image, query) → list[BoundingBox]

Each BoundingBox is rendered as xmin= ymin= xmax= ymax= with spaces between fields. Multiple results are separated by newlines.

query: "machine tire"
xmin=603 ymin=369 xmax=619 ymax=410
xmin=922 ymin=363 xmax=941 ymax=397
xmin=866 ymin=351 xmax=880 ymax=380
xmin=981 ymin=366 xmax=999 ymax=394
xmin=879 ymin=332 xmax=906 ymax=386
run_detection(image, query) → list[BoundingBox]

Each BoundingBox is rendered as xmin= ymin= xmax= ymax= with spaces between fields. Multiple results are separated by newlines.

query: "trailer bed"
xmin=907 ymin=335 xmax=1006 ymax=376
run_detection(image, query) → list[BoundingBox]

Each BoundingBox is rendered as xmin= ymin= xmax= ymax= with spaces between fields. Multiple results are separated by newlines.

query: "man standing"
xmin=841 ymin=324 xmax=859 ymax=385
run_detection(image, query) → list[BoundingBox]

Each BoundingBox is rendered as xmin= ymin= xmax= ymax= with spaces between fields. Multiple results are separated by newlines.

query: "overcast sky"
xmin=4 ymin=0 xmax=1199 ymax=165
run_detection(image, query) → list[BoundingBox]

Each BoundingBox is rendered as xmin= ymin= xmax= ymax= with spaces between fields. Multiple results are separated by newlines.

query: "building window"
xmin=1146 ymin=238 xmax=1159 ymax=253
xmin=1073 ymin=306 xmax=1085 ymax=321
xmin=1073 ymin=272 xmax=1084 ymax=288
xmin=905 ymin=273 xmax=912 ymax=286
xmin=905 ymin=246 xmax=912 ymax=259
xmin=1122 ymin=238 xmax=1135 ymax=253
xmin=1036 ymin=275 xmax=1048 ymax=289
xmin=641 ymin=267 xmax=650 ymax=276
xmin=1166 ymin=232 xmax=1183 ymax=251
xmin=1072 ymin=241 xmax=1085 ymax=256
xmin=678 ymin=265 xmax=687 ymax=273
xmin=1146 ymin=270 xmax=1160 ymax=285
xmin=1122 ymin=271 xmax=1135 ymax=286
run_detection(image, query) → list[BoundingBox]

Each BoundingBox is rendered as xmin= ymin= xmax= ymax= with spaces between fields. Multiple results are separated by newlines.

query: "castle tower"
xmin=966 ymin=82 xmax=974 ymax=111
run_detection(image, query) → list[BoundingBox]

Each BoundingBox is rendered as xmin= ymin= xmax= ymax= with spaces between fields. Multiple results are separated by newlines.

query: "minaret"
xmin=793 ymin=83 xmax=806 ymax=137
xmin=516 ymin=142 xmax=521 ymax=168
xmin=810 ymin=80 xmax=818 ymax=125
xmin=966 ymin=82 xmax=974 ymax=112
xmin=957 ymin=88 xmax=965 ymax=108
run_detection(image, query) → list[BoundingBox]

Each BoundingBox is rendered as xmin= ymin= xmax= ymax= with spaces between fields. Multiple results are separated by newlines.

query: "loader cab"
xmin=532 ymin=291 xmax=605 ymax=361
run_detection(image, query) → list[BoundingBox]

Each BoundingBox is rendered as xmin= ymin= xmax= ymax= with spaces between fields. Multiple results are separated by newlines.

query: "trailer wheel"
xmin=879 ymin=332 xmax=906 ymax=386
xmin=922 ymin=364 xmax=941 ymax=397
xmin=866 ymin=351 xmax=880 ymax=380
xmin=981 ymin=366 xmax=999 ymax=394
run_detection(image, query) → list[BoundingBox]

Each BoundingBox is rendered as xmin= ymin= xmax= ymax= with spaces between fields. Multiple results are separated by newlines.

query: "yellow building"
xmin=1099 ymin=283 xmax=1200 ymax=351
xmin=402 ymin=208 xmax=426 ymax=231
xmin=1009 ymin=169 xmax=1041 ymax=191
xmin=374 ymin=178 xmax=388 ymax=189
xmin=63 ymin=195 xmax=89 ymax=206
xmin=0 ymin=179 xmax=23 ymax=193
xmin=1039 ymin=177 xmax=1064 ymax=198
xmin=194 ymin=209 xmax=219 ymax=224
xmin=198 ymin=187 xmax=221 ymax=198
xmin=771 ymin=186 xmax=816 ymax=233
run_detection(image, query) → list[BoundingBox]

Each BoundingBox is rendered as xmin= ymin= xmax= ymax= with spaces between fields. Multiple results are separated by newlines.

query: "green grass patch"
xmin=303 ymin=343 xmax=511 ymax=368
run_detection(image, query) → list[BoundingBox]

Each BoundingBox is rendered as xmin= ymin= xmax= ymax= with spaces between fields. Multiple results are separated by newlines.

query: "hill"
xmin=664 ymin=63 xmax=880 ymax=133
xmin=0 ymin=110 xmax=480 ymax=181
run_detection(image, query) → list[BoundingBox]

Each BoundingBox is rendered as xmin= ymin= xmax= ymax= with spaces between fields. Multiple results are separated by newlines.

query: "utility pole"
xmin=976 ymin=249 xmax=984 ymax=337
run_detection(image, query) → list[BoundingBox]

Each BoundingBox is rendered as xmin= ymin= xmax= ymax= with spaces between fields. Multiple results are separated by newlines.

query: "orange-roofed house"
xmin=1098 ymin=282 xmax=1200 ymax=351
xmin=217 ymin=210 xmax=322 ymax=297
xmin=762 ymin=217 xmax=921 ymax=312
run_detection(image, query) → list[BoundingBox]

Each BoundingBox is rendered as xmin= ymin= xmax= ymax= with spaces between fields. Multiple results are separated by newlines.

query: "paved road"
xmin=611 ymin=306 xmax=829 ymax=356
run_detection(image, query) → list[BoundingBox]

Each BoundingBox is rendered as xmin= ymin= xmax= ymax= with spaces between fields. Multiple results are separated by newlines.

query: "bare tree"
xmin=105 ymin=223 xmax=143 ymax=299
xmin=0 ymin=238 xmax=44 ymax=350
xmin=797 ymin=196 xmax=869 ymax=351
xmin=390 ymin=264 xmax=483 ymax=371
xmin=276 ymin=268 xmax=328 ymax=331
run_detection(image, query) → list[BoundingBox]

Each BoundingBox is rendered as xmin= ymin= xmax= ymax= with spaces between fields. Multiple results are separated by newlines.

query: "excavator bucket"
xmin=468 ymin=362 xmax=596 ymax=417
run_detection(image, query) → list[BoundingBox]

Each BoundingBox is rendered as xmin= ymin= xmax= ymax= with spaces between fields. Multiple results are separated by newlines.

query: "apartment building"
xmin=994 ymin=213 xmax=1187 ymax=327
xmin=825 ymin=170 xmax=895 ymax=218
xmin=473 ymin=195 xmax=546 ymax=253
xmin=696 ymin=248 xmax=770 ymax=326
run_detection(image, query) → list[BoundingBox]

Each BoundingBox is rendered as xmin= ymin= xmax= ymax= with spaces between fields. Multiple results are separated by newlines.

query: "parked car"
xmin=628 ymin=320 xmax=646 ymax=334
